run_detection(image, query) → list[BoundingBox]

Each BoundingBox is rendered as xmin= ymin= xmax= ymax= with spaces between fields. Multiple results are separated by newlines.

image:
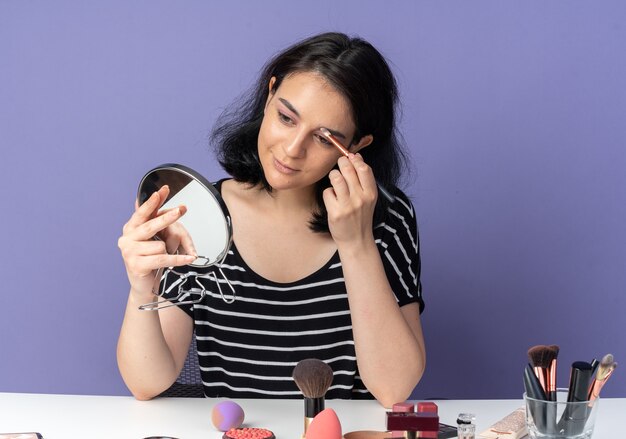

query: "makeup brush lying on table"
xmin=292 ymin=358 xmax=334 ymax=438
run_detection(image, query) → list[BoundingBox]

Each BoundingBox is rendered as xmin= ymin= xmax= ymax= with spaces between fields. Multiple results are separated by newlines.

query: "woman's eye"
xmin=315 ymin=134 xmax=331 ymax=146
xmin=277 ymin=111 xmax=294 ymax=125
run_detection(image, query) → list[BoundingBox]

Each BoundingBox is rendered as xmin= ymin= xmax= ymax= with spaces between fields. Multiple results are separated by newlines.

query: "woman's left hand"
xmin=323 ymin=153 xmax=378 ymax=246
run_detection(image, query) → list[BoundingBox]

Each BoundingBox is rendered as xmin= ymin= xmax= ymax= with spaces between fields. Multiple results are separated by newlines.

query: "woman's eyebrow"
xmin=278 ymin=97 xmax=348 ymax=140
xmin=278 ymin=98 xmax=299 ymax=117
xmin=322 ymin=127 xmax=347 ymax=141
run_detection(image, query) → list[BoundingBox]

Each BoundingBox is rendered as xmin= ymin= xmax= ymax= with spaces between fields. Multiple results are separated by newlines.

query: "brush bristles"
xmin=528 ymin=345 xmax=559 ymax=368
xmin=292 ymin=358 xmax=334 ymax=399
xmin=600 ymin=353 xmax=614 ymax=366
xmin=596 ymin=354 xmax=617 ymax=380
xmin=549 ymin=344 xmax=560 ymax=357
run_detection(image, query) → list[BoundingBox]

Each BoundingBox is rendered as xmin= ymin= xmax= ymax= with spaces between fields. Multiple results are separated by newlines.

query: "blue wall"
xmin=1 ymin=1 xmax=624 ymax=399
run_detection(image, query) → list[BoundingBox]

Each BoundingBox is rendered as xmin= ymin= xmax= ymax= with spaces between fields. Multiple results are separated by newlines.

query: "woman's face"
xmin=257 ymin=71 xmax=362 ymax=193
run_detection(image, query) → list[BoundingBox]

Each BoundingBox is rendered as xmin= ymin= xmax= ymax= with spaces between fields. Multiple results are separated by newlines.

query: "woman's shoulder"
xmin=214 ymin=178 xmax=258 ymax=202
xmin=386 ymin=186 xmax=416 ymax=220
xmin=374 ymin=186 xmax=419 ymax=243
xmin=213 ymin=177 xmax=234 ymax=194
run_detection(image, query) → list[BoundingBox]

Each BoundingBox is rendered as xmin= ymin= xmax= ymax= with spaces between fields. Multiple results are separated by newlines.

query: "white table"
xmin=0 ymin=393 xmax=622 ymax=438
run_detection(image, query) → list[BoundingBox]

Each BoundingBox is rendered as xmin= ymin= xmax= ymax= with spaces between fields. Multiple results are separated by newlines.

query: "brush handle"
xmin=587 ymin=358 xmax=600 ymax=400
xmin=558 ymin=362 xmax=593 ymax=436
xmin=524 ymin=364 xmax=547 ymax=400
xmin=588 ymin=373 xmax=612 ymax=402
xmin=589 ymin=361 xmax=616 ymax=401
xmin=376 ymin=181 xmax=395 ymax=203
xmin=524 ymin=364 xmax=548 ymax=433
xmin=304 ymin=397 xmax=325 ymax=417
xmin=303 ymin=396 xmax=325 ymax=437
xmin=567 ymin=363 xmax=594 ymax=403
xmin=548 ymin=358 xmax=558 ymax=402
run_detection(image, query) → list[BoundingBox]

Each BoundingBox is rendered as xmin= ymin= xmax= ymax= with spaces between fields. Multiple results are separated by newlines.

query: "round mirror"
xmin=136 ymin=164 xmax=235 ymax=310
xmin=137 ymin=163 xmax=232 ymax=268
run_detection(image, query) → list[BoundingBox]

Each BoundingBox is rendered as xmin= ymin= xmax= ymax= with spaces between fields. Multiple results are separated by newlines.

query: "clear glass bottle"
xmin=457 ymin=413 xmax=476 ymax=439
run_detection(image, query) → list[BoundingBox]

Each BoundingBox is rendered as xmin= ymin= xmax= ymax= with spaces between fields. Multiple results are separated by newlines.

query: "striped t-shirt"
xmin=162 ymin=181 xmax=423 ymax=399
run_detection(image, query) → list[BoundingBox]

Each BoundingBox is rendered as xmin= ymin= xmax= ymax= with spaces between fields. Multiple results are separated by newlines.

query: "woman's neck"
xmin=255 ymin=184 xmax=318 ymax=216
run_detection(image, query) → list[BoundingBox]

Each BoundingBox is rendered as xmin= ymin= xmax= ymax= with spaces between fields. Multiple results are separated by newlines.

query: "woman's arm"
xmin=324 ymin=154 xmax=425 ymax=408
xmin=116 ymin=186 xmax=197 ymax=400
xmin=117 ymin=291 xmax=193 ymax=400
xmin=338 ymin=240 xmax=425 ymax=408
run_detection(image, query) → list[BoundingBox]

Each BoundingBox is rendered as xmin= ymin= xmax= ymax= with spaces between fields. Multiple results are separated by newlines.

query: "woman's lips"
xmin=273 ymin=158 xmax=298 ymax=174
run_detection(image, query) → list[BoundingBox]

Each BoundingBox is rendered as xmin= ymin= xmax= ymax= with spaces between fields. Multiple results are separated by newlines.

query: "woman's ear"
xmin=265 ymin=76 xmax=277 ymax=109
xmin=350 ymin=134 xmax=374 ymax=153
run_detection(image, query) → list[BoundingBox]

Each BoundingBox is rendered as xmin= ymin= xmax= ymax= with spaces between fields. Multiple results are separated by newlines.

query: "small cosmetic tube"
xmin=559 ymin=362 xmax=594 ymax=436
xmin=477 ymin=407 xmax=527 ymax=439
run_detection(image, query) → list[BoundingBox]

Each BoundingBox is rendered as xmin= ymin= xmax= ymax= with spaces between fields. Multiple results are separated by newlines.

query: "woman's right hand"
xmin=118 ymin=185 xmax=197 ymax=301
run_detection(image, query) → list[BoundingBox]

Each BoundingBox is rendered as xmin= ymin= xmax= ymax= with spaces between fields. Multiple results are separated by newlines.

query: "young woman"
xmin=117 ymin=32 xmax=425 ymax=408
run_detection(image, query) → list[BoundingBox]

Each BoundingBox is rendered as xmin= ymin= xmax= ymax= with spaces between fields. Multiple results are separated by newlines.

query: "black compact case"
xmin=438 ymin=422 xmax=458 ymax=438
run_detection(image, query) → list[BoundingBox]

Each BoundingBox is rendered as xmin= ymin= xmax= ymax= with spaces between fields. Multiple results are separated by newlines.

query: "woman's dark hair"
xmin=212 ymin=32 xmax=410 ymax=232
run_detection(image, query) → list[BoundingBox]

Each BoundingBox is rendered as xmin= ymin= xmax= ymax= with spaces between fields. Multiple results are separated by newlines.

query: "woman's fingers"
xmin=122 ymin=239 xmax=195 ymax=273
xmin=324 ymin=153 xmax=377 ymax=244
xmin=134 ymin=205 xmax=187 ymax=242
xmin=126 ymin=191 xmax=159 ymax=232
xmin=119 ymin=239 xmax=166 ymax=266
xmin=322 ymin=185 xmax=339 ymax=209
xmin=156 ymin=215 xmax=197 ymax=257
xmin=127 ymin=185 xmax=170 ymax=230
xmin=336 ymin=156 xmax=360 ymax=196
xmin=132 ymin=239 xmax=167 ymax=256
xmin=350 ymin=154 xmax=377 ymax=196
xmin=332 ymin=154 xmax=377 ymax=202
xmin=328 ymin=169 xmax=349 ymax=200
xmin=177 ymin=223 xmax=197 ymax=257
xmin=119 ymin=185 xmax=197 ymax=296
xmin=133 ymin=253 xmax=197 ymax=273
xmin=154 ymin=185 xmax=171 ymax=210
xmin=164 ymin=232 xmax=181 ymax=255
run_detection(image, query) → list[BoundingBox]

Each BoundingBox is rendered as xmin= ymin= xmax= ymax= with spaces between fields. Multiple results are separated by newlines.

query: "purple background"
xmin=1 ymin=1 xmax=624 ymax=399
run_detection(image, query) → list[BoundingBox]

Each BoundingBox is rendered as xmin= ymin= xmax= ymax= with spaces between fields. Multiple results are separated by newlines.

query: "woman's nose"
xmin=283 ymin=133 xmax=308 ymax=158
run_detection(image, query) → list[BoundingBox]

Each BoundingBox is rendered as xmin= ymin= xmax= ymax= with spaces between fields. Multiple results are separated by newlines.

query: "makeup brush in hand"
xmin=292 ymin=358 xmax=334 ymax=438
xmin=528 ymin=344 xmax=559 ymax=401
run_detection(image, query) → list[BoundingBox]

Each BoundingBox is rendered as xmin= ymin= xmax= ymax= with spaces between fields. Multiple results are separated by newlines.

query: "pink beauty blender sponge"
xmin=211 ymin=400 xmax=245 ymax=432
xmin=305 ymin=408 xmax=342 ymax=439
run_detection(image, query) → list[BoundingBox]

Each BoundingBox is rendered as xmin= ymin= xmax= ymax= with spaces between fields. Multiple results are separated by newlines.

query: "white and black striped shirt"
xmin=162 ymin=182 xmax=423 ymax=399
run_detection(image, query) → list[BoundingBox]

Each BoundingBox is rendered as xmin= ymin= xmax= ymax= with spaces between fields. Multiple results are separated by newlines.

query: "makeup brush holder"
xmin=524 ymin=388 xmax=599 ymax=439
